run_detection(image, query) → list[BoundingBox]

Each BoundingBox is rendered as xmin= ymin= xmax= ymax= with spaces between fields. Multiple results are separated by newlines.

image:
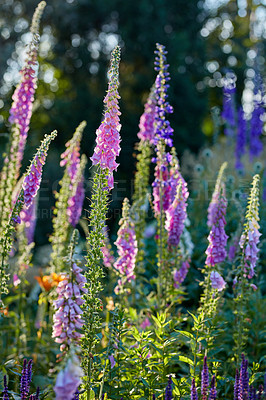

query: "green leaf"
xmin=175 ymin=330 xmax=195 ymax=340
xmin=178 ymin=355 xmax=194 ymax=367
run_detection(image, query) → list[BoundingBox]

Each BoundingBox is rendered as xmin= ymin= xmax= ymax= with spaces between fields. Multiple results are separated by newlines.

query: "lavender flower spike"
xmin=67 ymin=154 xmax=87 ymax=227
xmin=209 ymin=375 xmax=217 ymax=400
xmin=153 ymin=43 xmax=174 ymax=146
xmin=90 ymin=46 xmax=121 ymax=190
xmin=207 ymin=162 xmax=227 ymax=228
xmin=201 ymin=356 xmax=209 ymax=400
xmin=20 ymin=359 xmax=33 ymax=400
xmin=234 ymin=369 xmax=240 ymax=400
xmin=165 ymin=182 xmax=187 ymax=247
xmin=165 ymin=375 xmax=173 ymax=400
xmin=3 ymin=375 xmax=9 ymax=400
xmin=191 ymin=378 xmax=198 ymax=400
xmin=22 ymin=131 xmax=57 ymax=208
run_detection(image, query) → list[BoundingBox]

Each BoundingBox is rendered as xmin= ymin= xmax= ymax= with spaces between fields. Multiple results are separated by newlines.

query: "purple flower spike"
xmin=67 ymin=173 xmax=85 ymax=227
xmin=153 ymin=43 xmax=174 ymax=147
xmin=235 ymin=107 xmax=246 ymax=170
xmin=90 ymin=46 xmax=121 ymax=190
xmin=206 ymin=184 xmax=228 ymax=267
xmin=201 ymin=356 xmax=209 ymax=400
xmin=210 ymin=271 xmax=226 ymax=291
xmin=20 ymin=197 xmax=37 ymax=244
xmin=240 ymin=354 xmax=249 ymax=396
xmin=221 ymin=71 xmax=237 ymax=137
xmin=191 ymin=378 xmax=198 ymax=400
xmin=165 ymin=182 xmax=187 ymax=247
xmin=152 ymin=153 xmax=172 ymax=216
xmin=3 ymin=375 xmax=9 ymax=400
xmin=20 ymin=359 xmax=33 ymax=400
xmin=172 ymin=260 xmax=190 ymax=289
xmin=165 ymin=375 xmax=173 ymax=400
xmin=138 ymin=85 xmax=157 ymax=143
xmin=209 ymin=375 xmax=217 ymax=400
xmin=234 ymin=369 xmax=240 ymax=400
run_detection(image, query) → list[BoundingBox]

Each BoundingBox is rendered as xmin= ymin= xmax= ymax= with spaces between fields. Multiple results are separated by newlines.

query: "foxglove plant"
xmin=50 ymin=122 xmax=86 ymax=272
xmin=81 ymin=45 xmax=121 ymax=397
xmin=207 ymin=162 xmax=227 ymax=228
xmin=0 ymin=131 xmax=56 ymax=305
xmin=52 ymin=230 xmax=87 ymax=352
xmin=0 ymin=1 xmax=46 ymax=233
xmin=234 ymin=174 xmax=260 ymax=361
xmin=114 ymin=198 xmax=138 ymax=294
xmin=137 ymin=84 xmax=157 ymax=143
xmin=165 ymin=183 xmax=187 ymax=247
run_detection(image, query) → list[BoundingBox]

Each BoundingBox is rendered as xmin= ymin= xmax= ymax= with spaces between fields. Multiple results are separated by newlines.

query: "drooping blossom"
xmin=235 ymin=107 xmax=246 ymax=170
xmin=210 ymin=271 xmax=226 ymax=291
xmin=165 ymin=375 xmax=173 ymax=400
xmin=20 ymin=196 xmax=37 ymax=244
xmin=207 ymin=162 xmax=227 ymax=228
xmin=91 ymin=46 xmax=121 ymax=190
xmin=22 ymin=131 xmax=57 ymax=208
xmin=239 ymin=174 xmax=261 ymax=279
xmin=52 ymin=263 xmax=87 ymax=351
xmin=172 ymin=260 xmax=190 ymax=289
xmin=209 ymin=375 xmax=217 ymax=400
xmin=201 ymin=356 xmax=209 ymax=400
xmin=206 ymin=185 xmax=228 ymax=267
xmin=221 ymin=72 xmax=237 ymax=138
xmin=20 ymin=359 xmax=33 ymax=400
xmin=3 ymin=375 xmax=9 ymax=400
xmin=114 ymin=198 xmax=137 ymax=294
xmin=191 ymin=378 xmax=198 ymax=400
xmin=137 ymin=85 xmax=157 ymax=143
xmin=54 ymin=355 xmax=83 ymax=400
xmin=153 ymin=43 xmax=174 ymax=146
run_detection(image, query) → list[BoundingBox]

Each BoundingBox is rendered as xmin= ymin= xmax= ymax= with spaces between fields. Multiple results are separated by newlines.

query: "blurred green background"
xmin=0 ymin=0 xmax=265 ymax=244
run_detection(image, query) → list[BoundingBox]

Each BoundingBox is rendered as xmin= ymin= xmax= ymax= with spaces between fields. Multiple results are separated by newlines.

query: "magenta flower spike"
xmin=22 ymin=131 xmax=57 ymax=208
xmin=52 ymin=263 xmax=87 ymax=351
xmin=172 ymin=260 xmax=190 ymax=289
xmin=114 ymin=198 xmax=138 ymax=294
xmin=90 ymin=46 xmax=121 ymax=190
xmin=152 ymin=152 xmax=172 ymax=216
xmin=20 ymin=196 xmax=37 ymax=244
xmin=54 ymin=354 xmax=83 ymax=400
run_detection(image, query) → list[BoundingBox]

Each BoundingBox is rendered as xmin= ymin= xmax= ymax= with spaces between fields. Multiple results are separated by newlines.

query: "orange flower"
xmin=35 ymin=272 xmax=65 ymax=292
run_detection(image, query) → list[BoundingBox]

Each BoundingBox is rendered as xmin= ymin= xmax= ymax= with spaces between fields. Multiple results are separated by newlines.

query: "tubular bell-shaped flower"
xmin=165 ymin=183 xmax=187 ymax=247
xmin=239 ymin=174 xmax=261 ymax=279
xmin=54 ymin=354 xmax=83 ymax=400
xmin=152 ymin=150 xmax=172 ymax=216
xmin=90 ymin=46 xmax=121 ymax=189
xmin=207 ymin=162 xmax=227 ymax=228
xmin=114 ymin=198 xmax=138 ymax=294
xmin=67 ymin=154 xmax=87 ymax=227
